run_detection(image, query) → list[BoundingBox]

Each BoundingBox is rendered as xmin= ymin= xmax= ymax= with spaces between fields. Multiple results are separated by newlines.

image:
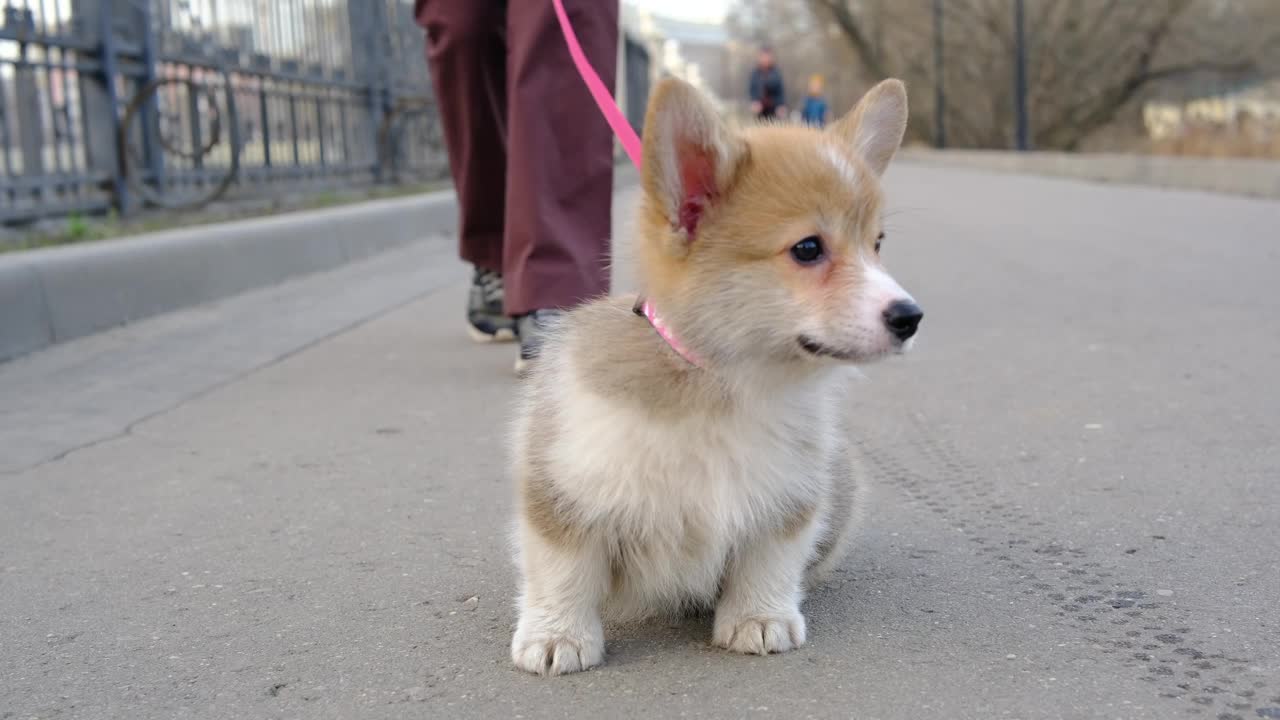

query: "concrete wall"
xmin=0 ymin=192 xmax=457 ymax=363
xmin=900 ymin=148 xmax=1280 ymax=201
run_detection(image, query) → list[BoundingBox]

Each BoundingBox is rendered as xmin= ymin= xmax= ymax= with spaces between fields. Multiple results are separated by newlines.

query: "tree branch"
xmin=807 ymin=0 xmax=888 ymax=80
xmin=1039 ymin=0 xmax=1196 ymax=149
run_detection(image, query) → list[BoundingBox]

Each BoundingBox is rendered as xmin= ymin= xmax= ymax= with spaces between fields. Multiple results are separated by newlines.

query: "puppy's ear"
xmin=642 ymin=78 xmax=744 ymax=248
xmin=828 ymin=79 xmax=908 ymax=176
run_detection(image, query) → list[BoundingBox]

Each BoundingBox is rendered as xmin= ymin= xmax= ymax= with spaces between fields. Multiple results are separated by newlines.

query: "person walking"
xmin=800 ymin=74 xmax=829 ymax=128
xmin=414 ymin=0 xmax=619 ymax=373
xmin=748 ymin=46 xmax=786 ymax=120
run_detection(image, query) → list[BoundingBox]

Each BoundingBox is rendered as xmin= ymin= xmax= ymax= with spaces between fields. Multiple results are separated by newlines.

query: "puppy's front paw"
xmin=712 ymin=610 xmax=806 ymax=655
xmin=511 ymin=621 xmax=604 ymax=676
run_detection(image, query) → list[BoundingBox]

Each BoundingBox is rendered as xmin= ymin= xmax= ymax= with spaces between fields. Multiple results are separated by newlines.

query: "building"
xmin=620 ymin=3 xmax=731 ymax=113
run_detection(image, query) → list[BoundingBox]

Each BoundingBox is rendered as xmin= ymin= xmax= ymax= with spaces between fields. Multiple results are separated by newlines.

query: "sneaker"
xmin=514 ymin=309 xmax=564 ymax=375
xmin=467 ymin=268 xmax=517 ymax=343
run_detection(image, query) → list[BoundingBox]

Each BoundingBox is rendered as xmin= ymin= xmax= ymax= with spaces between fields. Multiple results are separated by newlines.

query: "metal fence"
xmin=0 ymin=0 xmax=447 ymax=225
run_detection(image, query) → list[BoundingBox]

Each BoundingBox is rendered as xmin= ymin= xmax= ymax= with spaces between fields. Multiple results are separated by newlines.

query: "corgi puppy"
xmin=509 ymin=77 xmax=921 ymax=676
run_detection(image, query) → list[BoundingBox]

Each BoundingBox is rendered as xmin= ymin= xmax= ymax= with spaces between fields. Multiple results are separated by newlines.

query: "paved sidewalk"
xmin=2 ymin=167 xmax=1279 ymax=719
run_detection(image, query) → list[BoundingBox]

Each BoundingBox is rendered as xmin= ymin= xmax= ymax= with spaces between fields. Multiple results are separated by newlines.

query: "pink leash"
xmin=556 ymin=2 xmax=705 ymax=367
xmin=551 ymin=0 xmax=643 ymax=169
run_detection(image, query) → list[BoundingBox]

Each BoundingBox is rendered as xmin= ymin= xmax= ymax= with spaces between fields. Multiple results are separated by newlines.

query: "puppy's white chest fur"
xmin=538 ymin=361 xmax=845 ymax=614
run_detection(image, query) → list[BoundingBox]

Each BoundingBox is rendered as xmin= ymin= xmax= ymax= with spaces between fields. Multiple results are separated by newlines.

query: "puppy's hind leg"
xmin=805 ymin=446 xmax=864 ymax=589
xmin=511 ymin=518 xmax=609 ymax=676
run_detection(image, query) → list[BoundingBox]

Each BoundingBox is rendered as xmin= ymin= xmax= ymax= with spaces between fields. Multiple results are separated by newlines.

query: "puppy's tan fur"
xmin=510 ymin=78 xmax=917 ymax=676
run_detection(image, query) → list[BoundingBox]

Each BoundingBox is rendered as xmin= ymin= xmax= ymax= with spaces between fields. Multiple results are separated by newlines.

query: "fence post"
xmin=348 ymin=0 xmax=393 ymax=182
xmin=12 ymin=8 xmax=46 ymax=195
xmin=138 ymin=0 xmax=164 ymax=197
xmin=71 ymin=0 xmax=130 ymax=212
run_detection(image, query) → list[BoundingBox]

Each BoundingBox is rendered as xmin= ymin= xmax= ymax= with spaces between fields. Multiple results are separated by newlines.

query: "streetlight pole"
xmin=1013 ymin=0 xmax=1030 ymax=150
xmin=933 ymin=0 xmax=946 ymax=148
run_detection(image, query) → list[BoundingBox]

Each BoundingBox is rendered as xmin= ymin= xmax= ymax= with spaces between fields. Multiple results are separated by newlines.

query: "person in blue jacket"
xmin=800 ymin=74 xmax=830 ymax=127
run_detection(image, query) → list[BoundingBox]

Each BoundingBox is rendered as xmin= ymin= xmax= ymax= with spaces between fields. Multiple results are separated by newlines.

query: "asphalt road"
xmin=2 ymin=164 xmax=1278 ymax=719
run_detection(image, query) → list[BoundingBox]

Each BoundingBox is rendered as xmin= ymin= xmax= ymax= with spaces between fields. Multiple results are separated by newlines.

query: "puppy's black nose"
xmin=883 ymin=300 xmax=923 ymax=341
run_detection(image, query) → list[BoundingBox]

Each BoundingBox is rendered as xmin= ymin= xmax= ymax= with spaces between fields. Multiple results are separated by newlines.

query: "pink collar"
xmin=635 ymin=298 xmax=703 ymax=368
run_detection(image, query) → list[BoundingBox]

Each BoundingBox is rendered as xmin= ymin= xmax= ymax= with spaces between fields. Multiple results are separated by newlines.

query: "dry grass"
xmin=1147 ymin=123 xmax=1280 ymax=159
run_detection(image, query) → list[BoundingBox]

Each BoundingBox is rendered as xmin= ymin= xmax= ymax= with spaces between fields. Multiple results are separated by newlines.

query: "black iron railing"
xmin=0 ymin=0 xmax=447 ymax=224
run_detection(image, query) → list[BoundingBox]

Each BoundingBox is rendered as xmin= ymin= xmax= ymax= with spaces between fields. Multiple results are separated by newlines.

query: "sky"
xmin=627 ymin=0 xmax=732 ymax=24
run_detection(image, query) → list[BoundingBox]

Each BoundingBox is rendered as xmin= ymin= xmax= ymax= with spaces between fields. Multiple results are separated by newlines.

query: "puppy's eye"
xmin=790 ymin=236 xmax=824 ymax=264
xmin=875 ymin=231 xmax=885 ymax=254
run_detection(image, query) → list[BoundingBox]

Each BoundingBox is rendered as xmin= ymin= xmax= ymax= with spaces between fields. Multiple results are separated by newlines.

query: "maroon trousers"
xmin=415 ymin=0 xmax=618 ymax=315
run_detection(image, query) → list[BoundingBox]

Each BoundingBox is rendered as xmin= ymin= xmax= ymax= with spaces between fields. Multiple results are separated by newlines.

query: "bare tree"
xmin=732 ymin=0 xmax=1280 ymax=151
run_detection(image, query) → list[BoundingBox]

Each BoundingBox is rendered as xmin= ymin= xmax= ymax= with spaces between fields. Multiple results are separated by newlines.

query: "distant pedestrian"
xmin=414 ymin=0 xmax=618 ymax=374
xmin=800 ymin=74 xmax=829 ymax=128
xmin=748 ymin=47 xmax=786 ymax=120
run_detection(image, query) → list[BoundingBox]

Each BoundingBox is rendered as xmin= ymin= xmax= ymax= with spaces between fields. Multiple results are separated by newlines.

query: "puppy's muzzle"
xmin=883 ymin=300 xmax=923 ymax=342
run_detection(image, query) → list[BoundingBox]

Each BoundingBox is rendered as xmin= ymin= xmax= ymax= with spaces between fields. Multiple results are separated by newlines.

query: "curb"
xmin=899 ymin=148 xmax=1280 ymax=201
xmin=0 ymin=191 xmax=457 ymax=363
